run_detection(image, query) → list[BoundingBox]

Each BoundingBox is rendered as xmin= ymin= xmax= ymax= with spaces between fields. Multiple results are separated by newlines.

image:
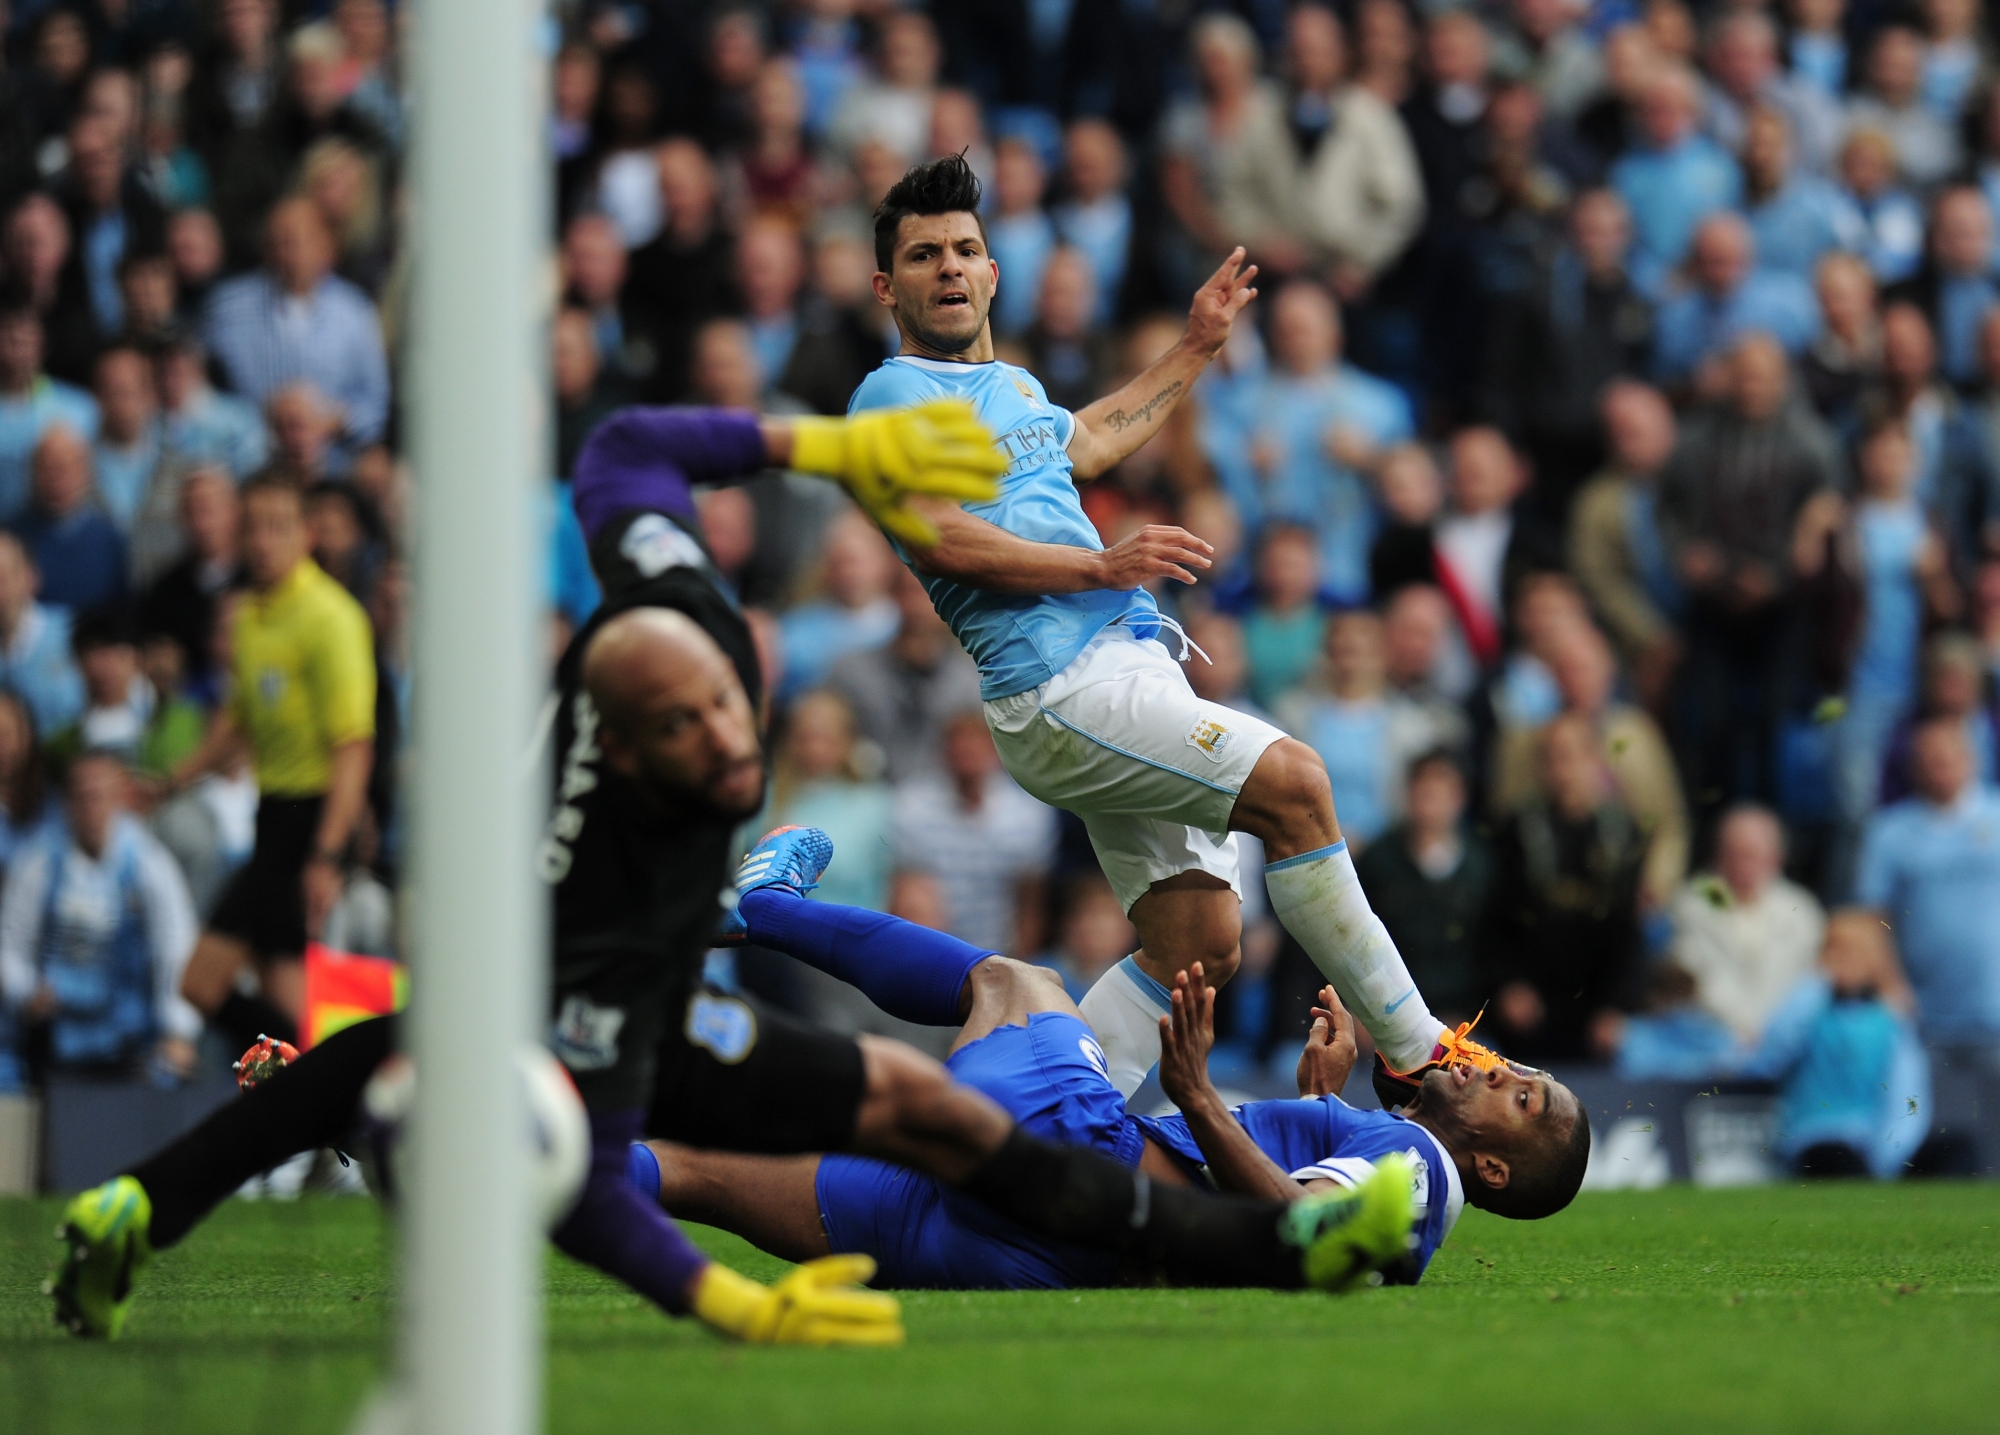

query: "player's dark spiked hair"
xmin=1486 ymin=1100 xmax=1591 ymax=1221
xmin=873 ymin=152 xmax=986 ymax=273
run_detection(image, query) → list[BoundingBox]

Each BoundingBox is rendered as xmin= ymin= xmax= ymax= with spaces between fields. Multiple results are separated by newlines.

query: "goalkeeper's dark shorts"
xmin=646 ymin=986 xmax=868 ymax=1153
xmin=551 ymin=951 xmax=865 ymax=1153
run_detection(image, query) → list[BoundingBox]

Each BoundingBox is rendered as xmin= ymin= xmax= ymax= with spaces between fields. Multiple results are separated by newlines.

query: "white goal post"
xmin=402 ymin=0 xmax=549 ymax=1429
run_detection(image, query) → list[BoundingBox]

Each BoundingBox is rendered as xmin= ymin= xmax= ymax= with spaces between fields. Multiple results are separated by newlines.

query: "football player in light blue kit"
xmin=629 ymin=826 xmax=1588 ymax=1289
xmin=848 ymin=157 xmax=1585 ymax=1171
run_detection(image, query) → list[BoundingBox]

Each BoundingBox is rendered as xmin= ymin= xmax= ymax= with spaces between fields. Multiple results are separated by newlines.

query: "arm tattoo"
xmin=1103 ymin=379 xmax=1184 ymax=433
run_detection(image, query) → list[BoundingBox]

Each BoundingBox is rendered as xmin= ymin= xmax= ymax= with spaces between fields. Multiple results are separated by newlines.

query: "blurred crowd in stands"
xmin=0 ymin=0 xmax=1997 ymax=1185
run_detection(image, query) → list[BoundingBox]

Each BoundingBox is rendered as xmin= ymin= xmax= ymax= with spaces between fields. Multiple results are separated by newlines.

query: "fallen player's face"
xmin=886 ymin=212 xmax=995 ymax=354
xmin=1419 ymin=1060 xmax=1569 ymax=1149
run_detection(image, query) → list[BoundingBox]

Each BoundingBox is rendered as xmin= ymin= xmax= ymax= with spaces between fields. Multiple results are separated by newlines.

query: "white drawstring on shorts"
xmin=1117 ymin=611 xmax=1211 ymax=666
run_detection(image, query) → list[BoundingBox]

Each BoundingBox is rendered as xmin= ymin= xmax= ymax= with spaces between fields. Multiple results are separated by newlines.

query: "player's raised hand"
xmin=1158 ymin=962 xmax=1218 ymax=1110
xmin=789 ymin=400 xmax=1007 ymax=549
xmin=1296 ymin=985 xmax=1358 ymax=1099
xmin=691 ymin=1254 xmax=905 ymax=1346
xmin=1094 ymin=524 xmax=1214 ymax=589
xmin=1184 ymin=247 xmax=1259 ymax=357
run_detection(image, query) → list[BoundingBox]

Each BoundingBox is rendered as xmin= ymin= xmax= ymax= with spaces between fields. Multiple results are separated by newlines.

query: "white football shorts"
xmin=983 ymin=625 xmax=1285 ymax=912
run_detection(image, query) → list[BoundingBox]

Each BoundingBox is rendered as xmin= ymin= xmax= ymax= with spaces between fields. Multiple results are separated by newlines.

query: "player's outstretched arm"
xmin=570 ymin=403 xmax=1000 ymax=550
xmin=1065 ymin=247 xmax=1257 ymax=480
xmin=1157 ymin=964 xmax=1311 ymax=1205
xmin=907 ymin=500 xmax=1214 ymax=595
xmin=780 ymin=399 xmax=1005 ymax=547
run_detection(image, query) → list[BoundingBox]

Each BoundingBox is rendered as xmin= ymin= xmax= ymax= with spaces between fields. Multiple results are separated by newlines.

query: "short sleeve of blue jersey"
xmin=1136 ymin=1096 xmax=1456 ymax=1281
xmin=1017 ymin=367 xmax=1078 ymax=450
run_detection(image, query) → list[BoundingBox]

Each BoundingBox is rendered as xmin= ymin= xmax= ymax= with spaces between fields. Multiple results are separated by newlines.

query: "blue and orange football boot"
xmin=713 ymin=826 xmax=834 ymax=944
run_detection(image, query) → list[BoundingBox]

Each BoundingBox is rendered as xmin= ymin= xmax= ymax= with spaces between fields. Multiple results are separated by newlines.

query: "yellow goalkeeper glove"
xmin=789 ymin=399 xmax=1006 ymax=548
xmin=689 ymin=1255 xmax=905 ymax=1346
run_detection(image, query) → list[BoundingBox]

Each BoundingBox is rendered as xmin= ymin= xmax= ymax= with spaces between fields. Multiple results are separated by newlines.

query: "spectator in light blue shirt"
xmin=89 ymin=346 xmax=163 ymax=533
xmin=1701 ymin=12 xmax=1845 ymax=177
xmin=0 ymin=307 xmax=98 ymax=523
xmin=987 ymin=136 xmax=1057 ymax=340
xmin=11 ymin=425 xmax=126 ymax=614
xmin=1277 ymin=609 xmax=1451 ymax=847
xmin=789 ymin=6 xmax=865 ymax=139
xmin=1612 ymin=66 xmax=1742 ymax=275
xmin=736 ymin=219 xmax=803 ymax=396
xmin=1845 ymin=26 xmax=1960 ymax=190
xmin=1916 ymin=0 xmax=1981 ymax=124
xmin=1832 ymin=127 xmax=1926 ymax=286
xmin=202 ymin=197 xmax=388 ymax=469
xmin=1202 ymin=281 xmax=1413 ymax=601
xmin=156 ymin=336 xmax=268 ymax=479
xmin=777 ymin=509 xmax=900 ymax=701
xmin=1910 ymin=188 xmax=1999 ymax=392
xmin=1654 ymin=213 xmax=1819 ymax=383
xmin=764 ymin=689 xmax=894 ymax=915
xmin=1785 ymin=0 xmax=1847 ymax=98
xmin=1052 ymin=120 xmax=1132 ymax=328
xmin=1741 ymin=107 xmax=1856 ymax=281
xmin=1855 ymin=717 xmax=2000 ymax=1053
xmin=1741 ymin=909 xmax=1932 ymax=1180
xmin=0 ymin=532 xmax=83 ymax=735
xmin=546 ymin=478 xmax=599 ymax=633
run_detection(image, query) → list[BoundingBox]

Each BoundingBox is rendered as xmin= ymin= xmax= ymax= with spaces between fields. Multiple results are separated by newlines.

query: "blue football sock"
xmin=626 ymin=1139 xmax=662 ymax=1201
xmin=738 ymin=888 xmax=990 ymax=1025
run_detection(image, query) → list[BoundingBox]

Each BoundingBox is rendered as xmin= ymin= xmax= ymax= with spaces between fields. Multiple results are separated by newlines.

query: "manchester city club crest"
xmin=1185 ymin=716 xmax=1232 ymax=763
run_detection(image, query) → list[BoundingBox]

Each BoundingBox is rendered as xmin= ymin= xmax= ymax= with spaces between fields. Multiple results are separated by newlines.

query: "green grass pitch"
xmin=4 ymin=1182 xmax=1999 ymax=1434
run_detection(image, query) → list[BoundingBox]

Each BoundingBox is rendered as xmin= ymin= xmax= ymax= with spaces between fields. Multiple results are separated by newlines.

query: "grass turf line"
xmin=2 ymin=1182 xmax=1998 ymax=1434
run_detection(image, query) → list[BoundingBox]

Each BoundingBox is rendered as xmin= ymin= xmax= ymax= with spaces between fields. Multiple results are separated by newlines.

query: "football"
xmin=356 ymin=1046 xmax=588 ymax=1231
xmin=517 ymin=1045 xmax=590 ymax=1230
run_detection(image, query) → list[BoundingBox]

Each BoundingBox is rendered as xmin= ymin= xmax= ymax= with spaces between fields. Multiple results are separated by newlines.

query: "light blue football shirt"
xmin=1854 ymin=786 xmax=2000 ymax=1045
xmin=848 ymin=354 xmax=1158 ymax=699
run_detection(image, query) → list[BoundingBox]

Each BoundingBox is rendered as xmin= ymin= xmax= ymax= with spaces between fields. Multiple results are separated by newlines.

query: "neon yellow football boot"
xmin=1283 ymin=1153 xmax=1415 ymax=1293
xmin=47 ymin=1175 xmax=154 ymax=1338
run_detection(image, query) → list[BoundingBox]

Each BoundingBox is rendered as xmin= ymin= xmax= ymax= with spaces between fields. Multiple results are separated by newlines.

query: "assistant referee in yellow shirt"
xmin=167 ymin=472 xmax=376 ymax=1051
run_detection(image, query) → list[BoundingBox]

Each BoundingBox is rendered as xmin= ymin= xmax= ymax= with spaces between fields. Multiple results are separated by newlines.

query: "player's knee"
xmin=963 ymin=955 xmax=1067 ymax=1007
xmin=857 ymin=1034 xmax=1009 ymax=1154
xmin=1249 ymin=738 xmax=1335 ymax=848
xmin=1180 ymin=914 xmax=1243 ymax=986
xmin=1133 ymin=878 xmax=1242 ymax=985
xmin=1269 ymin=737 xmax=1332 ymax=814
xmin=858 ymin=1036 xmax=956 ymax=1123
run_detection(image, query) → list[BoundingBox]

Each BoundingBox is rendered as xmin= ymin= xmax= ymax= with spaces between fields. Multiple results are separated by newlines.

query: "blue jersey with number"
xmin=1136 ymin=1097 xmax=1465 ymax=1277
xmin=847 ymin=355 xmax=1159 ymax=699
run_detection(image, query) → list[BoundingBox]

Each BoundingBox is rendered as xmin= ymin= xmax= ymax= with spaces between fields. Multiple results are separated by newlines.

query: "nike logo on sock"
xmin=1384 ymin=988 xmax=1416 ymax=1015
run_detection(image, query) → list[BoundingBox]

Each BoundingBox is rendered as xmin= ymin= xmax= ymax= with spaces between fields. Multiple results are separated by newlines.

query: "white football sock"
xmin=1262 ymin=841 xmax=1442 ymax=1070
xmin=1079 ymin=957 xmax=1171 ymax=1098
